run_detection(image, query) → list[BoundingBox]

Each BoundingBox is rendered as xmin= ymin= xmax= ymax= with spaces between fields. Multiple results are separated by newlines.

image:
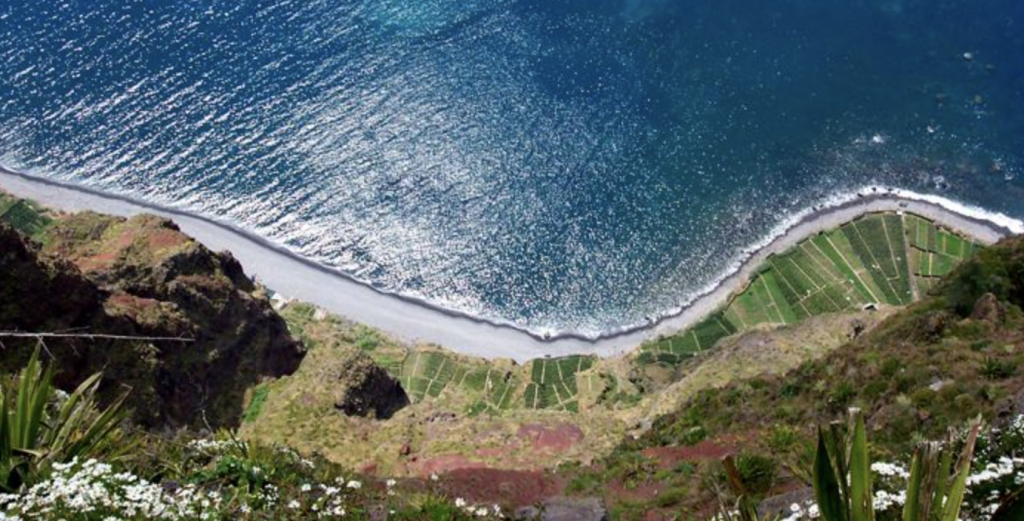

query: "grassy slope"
xmin=8 ymin=189 xmax=1014 ymax=516
xmin=574 ymin=235 xmax=1024 ymax=518
xmin=241 ymin=303 xmax=634 ymax=475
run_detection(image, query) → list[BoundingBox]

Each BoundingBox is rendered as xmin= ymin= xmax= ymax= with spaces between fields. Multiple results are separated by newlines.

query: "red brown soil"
xmin=641 ymin=437 xmax=742 ymax=469
xmin=412 ymin=454 xmax=489 ymax=476
xmin=516 ymin=422 xmax=585 ymax=453
xmin=440 ymin=468 xmax=566 ymax=507
xmin=142 ymin=228 xmax=188 ymax=250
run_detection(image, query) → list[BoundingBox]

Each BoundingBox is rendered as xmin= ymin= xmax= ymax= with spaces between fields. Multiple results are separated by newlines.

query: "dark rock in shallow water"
xmin=334 ymin=352 xmax=409 ymax=419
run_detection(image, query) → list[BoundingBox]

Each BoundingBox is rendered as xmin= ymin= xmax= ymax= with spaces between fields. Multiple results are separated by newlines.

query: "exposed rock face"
xmin=334 ymin=352 xmax=409 ymax=419
xmin=971 ymin=293 xmax=1005 ymax=324
xmin=0 ymin=213 xmax=305 ymax=429
xmin=0 ymin=224 xmax=103 ymax=331
xmin=514 ymin=497 xmax=608 ymax=521
xmin=759 ymin=487 xmax=814 ymax=518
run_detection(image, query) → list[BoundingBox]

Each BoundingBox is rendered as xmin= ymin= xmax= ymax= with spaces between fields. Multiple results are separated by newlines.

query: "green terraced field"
xmin=905 ymin=214 xmax=983 ymax=293
xmin=640 ymin=212 xmax=981 ymax=369
xmin=399 ymin=351 xmax=466 ymax=402
xmin=0 ymin=193 xmax=52 ymax=238
xmin=464 ymin=368 xmax=518 ymax=416
xmin=522 ymin=355 xmax=596 ymax=413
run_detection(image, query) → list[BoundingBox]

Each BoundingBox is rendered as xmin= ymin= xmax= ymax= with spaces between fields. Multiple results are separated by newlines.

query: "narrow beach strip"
xmin=1 ymin=166 xmax=1018 ymax=362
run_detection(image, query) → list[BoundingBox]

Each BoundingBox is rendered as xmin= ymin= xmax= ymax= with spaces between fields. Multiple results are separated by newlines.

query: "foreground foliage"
xmin=0 ymin=348 xmax=128 ymax=493
xmin=1 ymin=435 xmax=504 ymax=520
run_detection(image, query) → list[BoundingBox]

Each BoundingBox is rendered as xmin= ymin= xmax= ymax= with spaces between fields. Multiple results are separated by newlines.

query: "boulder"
xmin=514 ymin=497 xmax=608 ymax=521
xmin=971 ymin=293 xmax=1005 ymax=324
xmin=334 ymin=352 xmax=409 ymax=419
xmin=759 ymin=487 xmax=814 ymax=518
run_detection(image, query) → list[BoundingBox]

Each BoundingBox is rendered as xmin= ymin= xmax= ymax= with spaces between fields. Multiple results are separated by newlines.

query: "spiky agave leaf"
xmin=939 ymin=418 xmax=981 ymax=521
xmin=0 ymin=346 xmax=129 ymax=491
xmin=847 ymin=410 xmax=873 ymax=521
xmin=813 ymin=426 xmax=847 ymax=521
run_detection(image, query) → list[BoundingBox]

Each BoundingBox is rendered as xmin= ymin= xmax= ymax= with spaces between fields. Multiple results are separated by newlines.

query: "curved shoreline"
xmin=1 ymin=165 xmax=1019 ymax=362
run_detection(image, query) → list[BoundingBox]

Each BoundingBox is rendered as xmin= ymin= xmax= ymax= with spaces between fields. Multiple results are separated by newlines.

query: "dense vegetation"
xmin=564 ymin=235 xmax=1024 ymax=518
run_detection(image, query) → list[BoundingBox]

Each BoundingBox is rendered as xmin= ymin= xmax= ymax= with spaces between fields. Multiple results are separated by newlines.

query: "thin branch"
xmin=0 ymin=331 xmax=194 ymax=342
xmin=37 ymin=337 xmax=55 ymax=360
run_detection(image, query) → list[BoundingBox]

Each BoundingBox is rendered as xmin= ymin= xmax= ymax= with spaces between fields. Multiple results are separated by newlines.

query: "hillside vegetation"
xmin=3 ymin=189 xmax=1023 ymax=519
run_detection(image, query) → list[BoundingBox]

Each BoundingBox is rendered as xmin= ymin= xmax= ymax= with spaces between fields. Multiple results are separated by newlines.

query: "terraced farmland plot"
xmin=841 ymin=215 xmax=914 ymax=305
xmin=640 ymin=212 xmax=980 ymax=371
xmin=465 ymin=368 xmax=518 ymax=416
xmin=905 ymin=214 xmax=981 ymax=292
xmin=522 ymin=355 xmax=596 ymax=412
xmin=639 ymin=313 xmax=736 ymax=366
xmin=399 ymin=352 xmax=465 ymax=402
xmin=0 ymin=196 xmax=52 ymax=238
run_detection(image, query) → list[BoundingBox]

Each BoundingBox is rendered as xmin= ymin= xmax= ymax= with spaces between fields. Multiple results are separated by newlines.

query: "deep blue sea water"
xmin=1 ymin=0 xmax=1022 ymax=336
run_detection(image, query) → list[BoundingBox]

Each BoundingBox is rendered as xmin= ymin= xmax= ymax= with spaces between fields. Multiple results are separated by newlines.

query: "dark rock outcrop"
xmin=0 ymin=213 xmax=305 ymax=429
xmin=971 ymin=292 xmax=1006 ymax=324
xmin=759 ymin=487 xmax=814 ymax=518
xmin=334 ymin=352 xmax=409 ymax=419
xmin=514 ymin=497 xmax=608 ymax=521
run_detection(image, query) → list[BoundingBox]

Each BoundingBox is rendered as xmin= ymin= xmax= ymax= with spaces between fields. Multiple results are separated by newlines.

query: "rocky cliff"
xmin=0 ymin=211 xmax=305 ymax=429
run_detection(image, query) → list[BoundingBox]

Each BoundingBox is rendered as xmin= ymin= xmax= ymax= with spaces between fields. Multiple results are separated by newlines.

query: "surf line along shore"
xmin=1 ymin=166 xmax=1018 ymax=362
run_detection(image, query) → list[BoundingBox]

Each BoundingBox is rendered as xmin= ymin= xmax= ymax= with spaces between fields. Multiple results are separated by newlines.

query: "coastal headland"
xmin=1 ymin=165 xmax=1018 ymax=362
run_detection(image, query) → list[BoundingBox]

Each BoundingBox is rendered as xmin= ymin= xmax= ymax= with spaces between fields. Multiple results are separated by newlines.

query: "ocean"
xmin=1 ymin=0 xmax=1022 ymax=337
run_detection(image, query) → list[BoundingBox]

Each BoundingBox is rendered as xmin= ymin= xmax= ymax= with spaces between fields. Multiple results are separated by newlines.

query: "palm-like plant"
xmin=812 ymin=409 xmax=990 ymax=521
xmin=0 ymin=346 xmax=129 ymax=492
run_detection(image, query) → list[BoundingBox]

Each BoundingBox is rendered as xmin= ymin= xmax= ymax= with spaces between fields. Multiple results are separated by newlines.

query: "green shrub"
xmin=242 ymin=385 xmax=270 ymax=423
xmin=678 ymin=425 xmax=707 ymax=446
xmin=862 ymin=380 xmax=888 ymax=400
xmin=766 ymin=424 xmax=798 ymax=453
xmin=779 ymin=381 xmax=803 ymax=397
xmin=880 ymin=358 xmax=902 ymax=378
xmin=910 ymin=387 xmax=937 ymax=408
xmin=980 ymin=357 xmax=1016 ymax=380
xmin=734 ymin=453 xmax=776 ymax=496
xmin=565 ymin=469 xmax=602 ymax=495
xmin=353 ymin=326 xmax=382 ymax=351
xmin=828 ymin=382 xmax=856 ymax=410
xmin=943 ymin=257 xmax=1011 ymax=316
xmin=653 ymin=486 xmax=687 ymax=508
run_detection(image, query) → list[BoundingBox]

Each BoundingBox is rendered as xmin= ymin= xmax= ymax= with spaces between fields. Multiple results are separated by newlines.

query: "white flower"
xmin=455 ymin=498 xmax=467 ymax=508
xmin=967 ymin=456 xmax=1023 ymax=486
xmin=873 ymin=489 xmax=906 ymax=511
xmin=430 ymin=473 xmax=439 ymax=482
xmin=386 ymin=479 xmax=397 ymax=488
xmin=346 ymin=480 xmax=361 ymax=490
xmin=871 ymin=462 xmax=909 ymax=479
xmin=475 ymin=507 xmax=489 ymax=517
xmin=301 ymin=484 xmax=312 ymax=493
xmin=288 ymin=500 xmax=301 ymax=510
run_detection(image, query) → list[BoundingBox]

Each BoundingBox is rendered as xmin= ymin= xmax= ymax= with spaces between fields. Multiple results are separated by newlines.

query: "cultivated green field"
xmin=522 ymin=355 xmax=597 ymax=413
xmin=639 ymin=212 xmax=981 ymax=368
xmin=299 ymin=211 xmax=985 ymax=414
xmin=0 ymin=192 xmax=52 ymax=238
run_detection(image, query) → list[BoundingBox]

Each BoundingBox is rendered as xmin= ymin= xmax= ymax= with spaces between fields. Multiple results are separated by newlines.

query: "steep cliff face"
xmin=0 ymin=211 xmax=305 ymax=429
